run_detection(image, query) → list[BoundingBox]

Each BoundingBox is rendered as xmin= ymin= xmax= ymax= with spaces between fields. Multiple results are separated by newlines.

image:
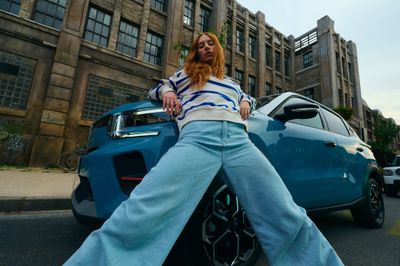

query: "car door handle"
xmin=356 ymin=147 xmax=364 ymax=152
xmin=324 ymin=141 xmax=337 ymax=148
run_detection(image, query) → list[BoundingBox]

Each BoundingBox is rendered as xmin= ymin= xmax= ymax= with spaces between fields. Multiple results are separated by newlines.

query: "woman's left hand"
xmin=239 ymin=100 xmax=251 ymax=120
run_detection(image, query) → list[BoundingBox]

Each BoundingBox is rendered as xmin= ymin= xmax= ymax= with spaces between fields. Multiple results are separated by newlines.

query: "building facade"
xmin=0 ymin=0 xmax=374 ymax=166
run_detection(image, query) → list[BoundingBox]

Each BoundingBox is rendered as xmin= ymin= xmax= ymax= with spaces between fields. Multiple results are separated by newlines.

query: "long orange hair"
xmin=184 ymin=32 xmax=225 ymax=89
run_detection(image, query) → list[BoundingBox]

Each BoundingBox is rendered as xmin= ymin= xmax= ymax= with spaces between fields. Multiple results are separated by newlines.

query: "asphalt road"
xmin=0 ymin=195 xmax=399 ymax=266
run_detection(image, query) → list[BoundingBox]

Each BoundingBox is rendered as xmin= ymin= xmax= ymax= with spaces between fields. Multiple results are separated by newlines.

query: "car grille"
xmin=113 ymin=152 xmax=147 ymax=195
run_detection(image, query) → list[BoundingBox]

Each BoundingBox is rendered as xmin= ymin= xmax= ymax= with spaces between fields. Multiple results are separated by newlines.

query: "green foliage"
xmin=369 ymin=116 xmax=400 ymax=152
xmin=334 ymin=106 xmax=353 ymax=121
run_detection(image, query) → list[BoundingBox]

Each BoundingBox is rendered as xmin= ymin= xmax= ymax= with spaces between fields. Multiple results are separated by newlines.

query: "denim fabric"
xmin=64 ymin=121 xmax=343 ymax=266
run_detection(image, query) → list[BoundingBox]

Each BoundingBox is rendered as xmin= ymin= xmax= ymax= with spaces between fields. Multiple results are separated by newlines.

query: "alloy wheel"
xmin=202 ymin=185 xmax=258 ymax=266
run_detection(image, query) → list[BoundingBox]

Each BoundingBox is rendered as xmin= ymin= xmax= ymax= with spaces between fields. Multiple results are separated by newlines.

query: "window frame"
xmin=144 ymin=31 xmax=164 ymax=66
xmin=84 ymin=5 xmax=112 ymax=47
xmin=151 ymin=0 xmax=167 ymax=12
xmin=199 ymin=6 xmax=211 ymax=32
xmin=32 ymin=0 xmax=67 ymax=30
xmin=116 ymin=19 xmax=140 ymax=58
xmin=303 ymin=50 xmax=313 ymax=68
xmin=183 ymin=0 xmax=194 ymax=27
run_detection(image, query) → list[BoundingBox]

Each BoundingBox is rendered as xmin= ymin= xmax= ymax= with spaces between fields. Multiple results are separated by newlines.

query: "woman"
xmin=64 ymin=33 xmax=343 ymax=266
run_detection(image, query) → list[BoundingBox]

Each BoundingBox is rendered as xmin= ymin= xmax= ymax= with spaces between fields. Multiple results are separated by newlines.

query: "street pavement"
xmin=0 ymin=168 xmax=77 ymax=212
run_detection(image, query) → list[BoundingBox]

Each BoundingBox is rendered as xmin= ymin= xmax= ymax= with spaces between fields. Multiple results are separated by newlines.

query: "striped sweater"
xmin=148 ymin=70 xmax=256 ymax=131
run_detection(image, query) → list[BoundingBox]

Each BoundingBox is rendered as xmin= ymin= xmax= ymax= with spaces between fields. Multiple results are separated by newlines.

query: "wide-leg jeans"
xmin=64 ymin=121 xmax=343 ymax=266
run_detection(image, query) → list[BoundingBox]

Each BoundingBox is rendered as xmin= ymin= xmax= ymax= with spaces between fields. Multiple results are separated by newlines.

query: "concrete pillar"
xmin=347 ymin=41 xmax=364 ymax=125
xmin=288 ymin=35 xmax=295 ymax=91
xmin=30 ymin=0 xmax=90 ymax=166
xmin=317 ymin=15 xmax=338 ymax=107
xmin=243 ymin=10 xmax=249 ymax=93
xmin=164 ymin=0 xmax=185 ymax=76
xmin=230 ymin=0 xmax=237 ymax=79
xmin=256 ymin=11 xmax=266 ymax=96
xmin=211 ymin=0 xmax=226 ymax=35
xmin=19 ymin=0 xmax=35 ymax=19
xmin=136 ymin=0 xmax=151 ymax=61
xmin=108 ymin=0 xmax=123 ymax=51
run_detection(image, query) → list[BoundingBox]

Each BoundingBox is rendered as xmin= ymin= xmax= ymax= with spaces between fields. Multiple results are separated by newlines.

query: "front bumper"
xmin=384 ymin=175 xmax=400 ymax=185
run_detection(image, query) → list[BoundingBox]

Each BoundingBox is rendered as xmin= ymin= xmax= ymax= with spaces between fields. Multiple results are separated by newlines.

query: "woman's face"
xmin=197 ymin=34 xmax=215 ymax=64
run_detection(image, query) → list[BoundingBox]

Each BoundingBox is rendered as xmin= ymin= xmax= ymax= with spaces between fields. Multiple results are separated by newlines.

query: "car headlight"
xmin=106 ymin=107 xmax=172 ymax=139
xmin=384 ymin=169 xmax=394 ymax=176
xmin=395 ymin=168 xmax=400 ymax=176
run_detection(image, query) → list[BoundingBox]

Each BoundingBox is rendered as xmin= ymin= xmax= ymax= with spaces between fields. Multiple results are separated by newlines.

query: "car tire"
xmin=385 ymin=184 xmax=398 ymax=197
xmin=166 ymin=178 xmax=262 ymax=266
xmin=351 ymin=178 xmax=385 ymax=228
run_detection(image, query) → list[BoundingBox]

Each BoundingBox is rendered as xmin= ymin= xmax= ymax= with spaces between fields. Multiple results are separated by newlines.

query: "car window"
xmin=278 ymin=97 xmax=324 ymax=129
xmin=321 ymin=108 xmax=350 ymax=136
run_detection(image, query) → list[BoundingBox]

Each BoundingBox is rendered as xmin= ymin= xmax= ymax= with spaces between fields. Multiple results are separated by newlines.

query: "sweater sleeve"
xmin=239 ymin=90 xmax=257 ymax=113
xmin=148 ymin=72 xmax=179 ymax=101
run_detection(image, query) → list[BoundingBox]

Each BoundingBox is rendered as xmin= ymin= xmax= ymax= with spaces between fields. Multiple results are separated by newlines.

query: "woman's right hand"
xmin=163 ymin=91 xmax=181 ymax=115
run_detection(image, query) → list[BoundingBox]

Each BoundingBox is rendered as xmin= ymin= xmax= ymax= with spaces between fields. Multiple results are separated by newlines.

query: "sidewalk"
xmin=0 ymin=168 xmax=78 ymax=212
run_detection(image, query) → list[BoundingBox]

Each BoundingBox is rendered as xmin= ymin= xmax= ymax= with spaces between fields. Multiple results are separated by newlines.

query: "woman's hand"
xmin=163 ymin=91 xmax=181 ymax=115
xmin=239 ymin=100 xmax=251 ymax=120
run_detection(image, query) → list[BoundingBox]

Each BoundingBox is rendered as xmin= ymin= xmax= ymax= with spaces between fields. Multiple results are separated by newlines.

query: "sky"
xmin=237 ymin=0 xmax=400 ymax=124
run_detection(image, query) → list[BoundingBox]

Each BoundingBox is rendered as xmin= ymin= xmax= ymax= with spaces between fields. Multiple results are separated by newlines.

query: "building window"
xmin=116 ymin=20 xmax=139 ymax=58
xmin=0 ymin=51 xmax=35 ymax=110
xmin=225 ymin=64 xmax=231 ymax=76
xmin=82 ymin=75 xmax=148 ymax=121
xmin=249 ymin=35 xmax=256 ymax=59
xmin=303 ymin=87 xmax=314 ymax=100
xmin=226 ymin=21 xmax=232 ymax=47
xmin=249 ymin=76 xmax=256 ymax=97
xmin=265 ymin=44 xmax=272 ymax=67
xmin=32 ymin=0 xmax=67 ymax=30
xmin=151 ymin=0 xmax=167 ymax=12
xmin=265 ymin=82 xmax=272 ymax=95
xmin=0 ymin=0 xmax=20 ymax=15
xmin=84 ymin=6 xmax=112 ymax=47
xmin=276 ymin=87 xmax=282 ymax=94
xmin=144 ymin=32 xmax=163 ymax=66
xmin=275 ymin=50 xmax=281 ymax=72
xmin=236 ymin=28 xmax=244 ymax=53
xmin=284 ymin=51 xmax=290 ymax=77
xmin=183 ymin=0 xmax=194 ymax=26
xmin=200 ymin=7 xmax=211 ymax=32
xmin=178 ymin=46 xmax=189 ymax=66
xmin=235 ymin=70 xmax=243 ymax=88
xmin=303 ymin=51 xmax=313 ymax=68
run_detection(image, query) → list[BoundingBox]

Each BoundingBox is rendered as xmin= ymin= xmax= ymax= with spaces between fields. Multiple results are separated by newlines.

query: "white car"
xmin=383 ymin=155 xmax=400 ymax=196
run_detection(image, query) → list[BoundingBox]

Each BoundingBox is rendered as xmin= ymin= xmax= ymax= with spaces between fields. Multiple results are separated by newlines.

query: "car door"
xmin=260 ymin=97 xmax=343 ymax=208
xmin=320 ymin=108 xmax=365 ymax=202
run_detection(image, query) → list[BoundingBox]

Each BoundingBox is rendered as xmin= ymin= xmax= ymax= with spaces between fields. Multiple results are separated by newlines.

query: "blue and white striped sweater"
xmin=148 ymin=70 xmax=256 ymax=131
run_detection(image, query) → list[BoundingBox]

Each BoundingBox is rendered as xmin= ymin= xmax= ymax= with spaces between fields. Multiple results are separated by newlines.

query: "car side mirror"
xmin=275 ymin=102 xmax=319 ymax=122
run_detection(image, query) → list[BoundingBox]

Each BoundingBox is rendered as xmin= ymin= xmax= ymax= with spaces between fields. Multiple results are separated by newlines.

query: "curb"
xmin=0 ymin=198 xmax=71 ymax=213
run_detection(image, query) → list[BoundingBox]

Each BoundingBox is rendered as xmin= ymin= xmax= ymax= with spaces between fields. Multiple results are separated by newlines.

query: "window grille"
xmin=84 ymin=6 xmax=112 ymax=47
xmin=0 ymin=0 xmax=20 ymax=15
xmin=82 ymin=75 xmax=147 ymax=121
xmin=33 ymin=0 xmax=66 ymax=30
xmin=116 ymin=20 xmax=139 ymax=57
xmin=183 ymin=0 xmax=194 ymax=26
xmin=144 ymin=32 xmax=163 ymax=66
xmin=0 ymin=51 xmax=35 ymax=110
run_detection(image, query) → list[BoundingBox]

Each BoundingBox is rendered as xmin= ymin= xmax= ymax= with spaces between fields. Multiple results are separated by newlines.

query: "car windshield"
xmin=392 ymin=157 xmax=400 ymax=166
xmin=256 ymin=94 xmax=279 ymax=109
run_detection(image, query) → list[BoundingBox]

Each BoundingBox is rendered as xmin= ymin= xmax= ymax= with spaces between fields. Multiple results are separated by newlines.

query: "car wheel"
xmin=167 ymin=180 xmax=261 ymax=266
xmin=385 ymin=184 xmax=398 ymax=197
xmin=351 ymin=178 xmax=385 ymax=228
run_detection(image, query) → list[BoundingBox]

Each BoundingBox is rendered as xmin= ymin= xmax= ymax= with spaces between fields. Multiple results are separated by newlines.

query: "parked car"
xmin=383 ymin=155 xmax=400 ymax=196
xmin=72 ymin=92 xmax=384 ymax=266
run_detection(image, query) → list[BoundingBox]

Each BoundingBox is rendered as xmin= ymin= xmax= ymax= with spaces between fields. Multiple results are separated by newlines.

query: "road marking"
xmin=389 ymin=220 xmax=400 ymax=237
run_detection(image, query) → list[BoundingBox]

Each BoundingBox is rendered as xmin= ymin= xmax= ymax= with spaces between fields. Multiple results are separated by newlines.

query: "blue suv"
xmin=72 ymin=92 xmax=384 ymax=266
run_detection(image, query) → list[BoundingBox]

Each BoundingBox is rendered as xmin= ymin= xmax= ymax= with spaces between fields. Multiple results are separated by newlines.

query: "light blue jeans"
xmin=64 ymin=121 xmax=343 ymax=266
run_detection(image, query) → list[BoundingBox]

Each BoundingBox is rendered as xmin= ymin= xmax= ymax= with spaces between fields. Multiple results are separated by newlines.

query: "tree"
xmin=333 ymin=106 xmax=353 ymax=121
xmin=370 ymin=116 xmax=400 ymax=152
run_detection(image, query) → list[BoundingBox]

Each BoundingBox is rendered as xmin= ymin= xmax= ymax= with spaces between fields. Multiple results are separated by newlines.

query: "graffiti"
xmin=0 ymin=127 xmax=9 ymax=141
xmin=6 ymin=134 xmax=24 ymax=153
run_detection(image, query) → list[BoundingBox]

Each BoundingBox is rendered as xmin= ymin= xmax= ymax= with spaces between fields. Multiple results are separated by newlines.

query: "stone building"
xmin=0 ymin=0 xmax=367 ymax=166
